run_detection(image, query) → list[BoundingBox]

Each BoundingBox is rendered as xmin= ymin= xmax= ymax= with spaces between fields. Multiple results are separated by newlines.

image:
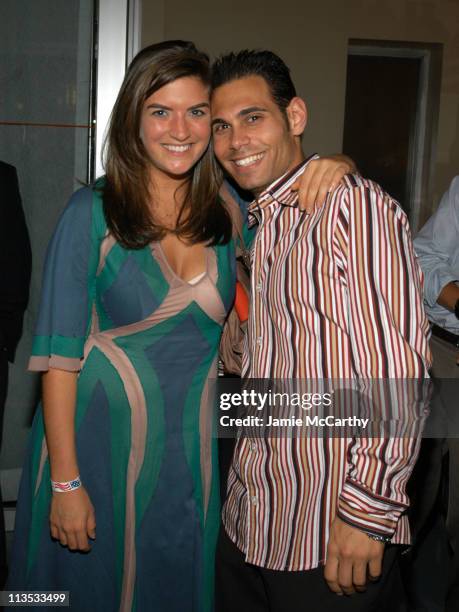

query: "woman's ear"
xmin=286 ymin=97 xmax=307 ymax=136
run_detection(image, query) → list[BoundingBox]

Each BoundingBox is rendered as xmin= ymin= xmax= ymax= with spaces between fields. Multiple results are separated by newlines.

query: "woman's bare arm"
xmin=42 ymin=368 xmax=96 ymax=551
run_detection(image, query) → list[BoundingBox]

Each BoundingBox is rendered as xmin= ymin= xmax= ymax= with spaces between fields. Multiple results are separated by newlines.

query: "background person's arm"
xmin=0 ymin=162 xmax=31 ymax=362
xmin=414 ymin=176 xmax=459 ymax=312
xmin=437 ymin=281 xmax=459 ymax=312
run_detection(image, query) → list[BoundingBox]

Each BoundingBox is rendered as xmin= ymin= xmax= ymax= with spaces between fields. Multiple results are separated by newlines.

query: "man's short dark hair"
xmin=211 ymin=50 xmax=297 ymax=116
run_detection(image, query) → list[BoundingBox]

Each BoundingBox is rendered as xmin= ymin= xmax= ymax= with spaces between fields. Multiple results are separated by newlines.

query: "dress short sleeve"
xmin=29 ymin=186 xmax=101 ymax=372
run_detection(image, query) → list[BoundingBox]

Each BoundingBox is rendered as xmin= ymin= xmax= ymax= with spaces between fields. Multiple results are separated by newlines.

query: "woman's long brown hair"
xmin=102 ymin=40 xmax=231 ymax=249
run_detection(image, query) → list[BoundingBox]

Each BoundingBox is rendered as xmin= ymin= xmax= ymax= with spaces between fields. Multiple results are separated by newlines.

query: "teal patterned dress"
xmin=8 ymin=183 xmax=237 ymax=611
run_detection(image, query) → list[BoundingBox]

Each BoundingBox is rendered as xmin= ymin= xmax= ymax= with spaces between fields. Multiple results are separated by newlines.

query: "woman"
xmin=8 ymin=40 xmax=349 ymax=611
xmin=9 ymin=40 xmax=234 ymax=612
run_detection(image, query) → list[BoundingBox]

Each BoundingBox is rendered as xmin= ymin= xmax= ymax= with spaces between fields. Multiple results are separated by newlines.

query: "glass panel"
xmin=0 ymin=0 xmax=95 ymax=491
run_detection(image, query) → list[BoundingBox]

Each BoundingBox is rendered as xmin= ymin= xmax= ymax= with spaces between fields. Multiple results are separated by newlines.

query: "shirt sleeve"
xmin=413 ymin=176 xmax=459 ymax=307
xmin=29 ymin=186 xmax=100 ymax=372
xmin=335 ymin=180 xmax=432 ymax=538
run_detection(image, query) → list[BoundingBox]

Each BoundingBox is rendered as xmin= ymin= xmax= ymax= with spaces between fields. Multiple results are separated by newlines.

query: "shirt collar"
xmin=247 ymin=153 xmax=319 ymax=225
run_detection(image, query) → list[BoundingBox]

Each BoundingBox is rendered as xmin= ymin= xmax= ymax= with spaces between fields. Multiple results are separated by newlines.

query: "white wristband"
xmin=51 ymin=475 xmax=82 ymax=493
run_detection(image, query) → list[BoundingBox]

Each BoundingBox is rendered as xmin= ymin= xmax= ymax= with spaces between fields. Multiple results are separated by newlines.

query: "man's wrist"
xmin=365 ymin=531 xmax=391 ymax=544
xmin=336 ymin=514 xmax=394 ymax=543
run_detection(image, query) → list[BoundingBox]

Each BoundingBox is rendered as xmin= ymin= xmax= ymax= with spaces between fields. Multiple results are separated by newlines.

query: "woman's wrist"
xmin=49 ymin=457 xmax=80 ymax=484
xmin=51 ymin=475 xmax=82 ymax=493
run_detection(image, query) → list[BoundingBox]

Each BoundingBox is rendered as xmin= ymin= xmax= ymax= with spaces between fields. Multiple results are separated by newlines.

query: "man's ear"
xmin=286 ymin=97 xmax=307 ymax=136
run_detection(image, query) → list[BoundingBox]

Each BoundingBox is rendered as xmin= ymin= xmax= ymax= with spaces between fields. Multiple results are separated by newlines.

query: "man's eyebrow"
xmin=238 ymin=106 xmax=267 ymax=117
xmin=211 ymin=106 xmax=267 ymax=127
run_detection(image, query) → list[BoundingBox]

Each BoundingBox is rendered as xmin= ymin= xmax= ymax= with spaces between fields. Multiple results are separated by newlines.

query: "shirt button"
xmin=250 ymin=442 xmax=257 ymax=451
xmin=256 ymin=282 xmax=262 ymax=292
xmin=251 ymin=496 xmax=258 ymax=506
xmin=256 ymin=336 xmax=262 ymax=346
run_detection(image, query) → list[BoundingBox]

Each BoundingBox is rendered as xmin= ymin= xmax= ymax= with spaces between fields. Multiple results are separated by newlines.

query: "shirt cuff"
xmin=337 ymin=479 xmax=408 ymax=538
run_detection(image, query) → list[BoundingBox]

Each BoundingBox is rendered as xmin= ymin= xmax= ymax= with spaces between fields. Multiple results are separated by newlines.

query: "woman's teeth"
xmin=163 ymin=144 xmax=191 ymax=152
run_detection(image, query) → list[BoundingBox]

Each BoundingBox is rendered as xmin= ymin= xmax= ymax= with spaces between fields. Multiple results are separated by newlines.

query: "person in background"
xmin=415 ymin=177 xmax=459 ymax=368
xmin=412 ymin=176 xmax=459 ymax=612
xmin=0 ymin=160 xmax=32 ymax=586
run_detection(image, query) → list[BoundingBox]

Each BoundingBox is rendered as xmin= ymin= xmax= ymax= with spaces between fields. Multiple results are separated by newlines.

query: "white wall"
xmin=142 ymin=0 xmax=459 ymax=219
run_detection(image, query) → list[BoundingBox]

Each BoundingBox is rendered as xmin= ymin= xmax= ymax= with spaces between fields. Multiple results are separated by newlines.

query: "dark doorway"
xmin=343 ymin=55 xmax=420 ymax=212
xmin=342 ymin=41 xmax=442 ymax=228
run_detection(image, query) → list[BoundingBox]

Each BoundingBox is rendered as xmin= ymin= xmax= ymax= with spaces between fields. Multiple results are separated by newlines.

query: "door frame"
xmin=347 ymin=39 xmax=442 ymax=231
xmin=93 ymin=0 xmax=142 ymax=179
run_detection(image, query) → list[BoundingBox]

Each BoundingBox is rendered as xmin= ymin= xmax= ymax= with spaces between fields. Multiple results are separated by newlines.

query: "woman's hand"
xmin=50 ymin=486 xmax=96 ymax=552
xmin=294 ymin=154 xmax=356 ymax=213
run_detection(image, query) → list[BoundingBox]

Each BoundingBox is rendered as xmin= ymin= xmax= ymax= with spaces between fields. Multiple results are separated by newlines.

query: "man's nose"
xmin=230 ymin=125 xmax=250 ymax=150
xmin=170 ymin=115 xmax=190 ymax=141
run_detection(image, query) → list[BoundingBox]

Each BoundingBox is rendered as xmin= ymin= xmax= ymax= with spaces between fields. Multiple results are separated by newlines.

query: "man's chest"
xmin=251 ymin=205 xmax=345 ymax=309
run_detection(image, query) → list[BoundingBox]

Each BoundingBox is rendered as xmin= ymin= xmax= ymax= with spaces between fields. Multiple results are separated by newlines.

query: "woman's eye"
xmin=152 ymin=109 xmax=167 ymax=117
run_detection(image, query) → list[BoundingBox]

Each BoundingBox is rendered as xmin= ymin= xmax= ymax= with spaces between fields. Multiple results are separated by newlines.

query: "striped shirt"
xmin=222 ymin=156 xmax=432 ymax=571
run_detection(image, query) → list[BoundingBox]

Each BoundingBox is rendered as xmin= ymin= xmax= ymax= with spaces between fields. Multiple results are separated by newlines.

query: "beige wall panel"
xmin=142 ymin=0 xmax=459 ymax=213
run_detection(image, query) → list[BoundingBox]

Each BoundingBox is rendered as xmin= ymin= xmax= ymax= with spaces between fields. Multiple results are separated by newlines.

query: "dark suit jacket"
xmin=0 ymin=161 xmax=32 ymax=362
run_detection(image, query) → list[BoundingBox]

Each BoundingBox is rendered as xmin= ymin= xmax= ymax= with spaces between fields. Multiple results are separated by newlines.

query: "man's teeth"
xmin=234 ymin=153 xmax=264 ymax=167
xmin=163 ymin=144 xmax=191 ymax=152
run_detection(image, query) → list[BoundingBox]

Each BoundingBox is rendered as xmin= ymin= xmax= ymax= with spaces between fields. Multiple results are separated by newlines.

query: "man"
xmin=0 ymin=161 xmax=31 ymax=585
xmin=414 ymin=176 xmax=459 ymax=370
xmin=210 ymin=50 xmax=431 ymax=611
xmin=412 ymin=177 xmax=459 ymax=611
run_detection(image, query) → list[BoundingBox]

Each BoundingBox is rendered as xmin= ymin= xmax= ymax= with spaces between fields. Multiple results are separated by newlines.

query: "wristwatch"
xmin=455 ymin=298 xmax=459 ymax=321
xmin=366 ymin=532 xmax=392 ymax=544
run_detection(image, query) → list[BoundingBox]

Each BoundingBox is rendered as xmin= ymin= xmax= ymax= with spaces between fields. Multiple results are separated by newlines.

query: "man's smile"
xmin=232 ymin=152 xmax=265 ymax=168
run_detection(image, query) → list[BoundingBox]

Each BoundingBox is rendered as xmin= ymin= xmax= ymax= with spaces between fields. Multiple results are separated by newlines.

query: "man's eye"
xmin=152 ymin=109 xmax=167 ymax=117
xmin=213 ymin=123 xmax=229 ymax=133
xmin=247 ymin=114 xmax=261 ymax=123
xmin=191 ymin=109 xmax=206 ymax=117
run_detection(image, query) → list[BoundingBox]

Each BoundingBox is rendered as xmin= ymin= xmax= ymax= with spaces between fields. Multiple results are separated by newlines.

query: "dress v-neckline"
xmin=155 ymin=242 xmax=210 ymax=286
